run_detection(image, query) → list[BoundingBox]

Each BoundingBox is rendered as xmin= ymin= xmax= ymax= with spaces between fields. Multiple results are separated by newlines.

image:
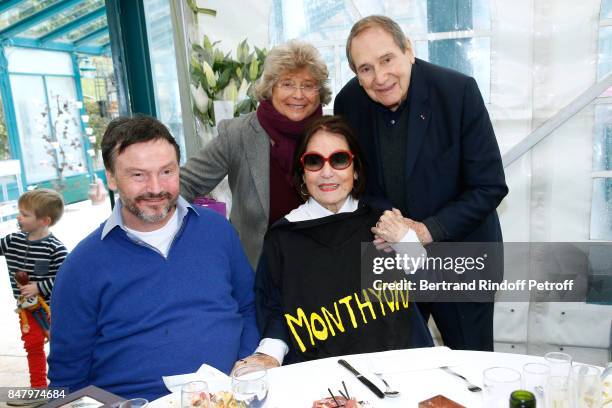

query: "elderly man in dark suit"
xmin=334 ymin=15 xmax=508 ymax=351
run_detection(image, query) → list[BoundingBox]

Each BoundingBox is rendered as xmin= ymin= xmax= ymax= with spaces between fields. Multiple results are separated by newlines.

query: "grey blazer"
xmin=180 ymin=112 xmax=270 ymax=269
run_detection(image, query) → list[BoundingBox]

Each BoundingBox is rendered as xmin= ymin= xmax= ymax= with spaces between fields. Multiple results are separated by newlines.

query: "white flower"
xmin=222 ymin=79 xmax=238 ymax=102
xmin=202 ymin=61 xmax=216 ymax=87
xmin=190 ymin=84 xmax=209 ymax=113
xmin=237 ymin=78 xmax=249 ymax=102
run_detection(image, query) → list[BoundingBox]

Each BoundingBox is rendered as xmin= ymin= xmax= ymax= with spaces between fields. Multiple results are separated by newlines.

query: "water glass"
xmin=231 ymin=363 xmax=269 ymax=408
xmin=119 ymin=398 xmax=149 ymax=408
xmin=544 ymin=351 xmax=572 ymax=377
xmin=545 ymin=375 xmax=575 ymax=408
xmin=483 ymin=366 xmax=522 ymax=407
xmin=181 ymin=381 xmax=210 ymax=408
xmin=572 ymin=364 xmax=602 ymax=408
xmin=522 ymin=362 xmax=550 ymax=405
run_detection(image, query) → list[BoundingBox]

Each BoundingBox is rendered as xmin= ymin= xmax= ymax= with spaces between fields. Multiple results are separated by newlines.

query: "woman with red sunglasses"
xmin=249 ymin=116 xmax=433 ymax=367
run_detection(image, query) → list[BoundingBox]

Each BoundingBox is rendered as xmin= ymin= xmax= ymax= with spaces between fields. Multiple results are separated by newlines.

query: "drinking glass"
xmin=181 ymin=381 xmax=210 ymax=408
xmin=522 ymin=362 xmax=550 ymax=405
xmin=231 ymin=363 xmax=269 ymax=408
xmin=544 ymin=351 xmax=572 ymax=377
xmin=545 ymin=375 xmax=575 ymax=408
xmin=482 ymin=366 xmax=522 ymax=408
xmin=572 ymin=364 xmax=602 ymax=408
xmin=119 ymin=398 xmax=149 ymax=408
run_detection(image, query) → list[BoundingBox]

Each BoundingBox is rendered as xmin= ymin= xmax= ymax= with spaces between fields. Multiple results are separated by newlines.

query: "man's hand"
xmin=371 ymin=208 xmax=411 ymax=243
xmin=231 ymin=353 xmax=279 ymax=375
xmin=19 ymin=283 xmax=40 ymax=298
xmin=403 ymin=218 xmax=433 ymax=244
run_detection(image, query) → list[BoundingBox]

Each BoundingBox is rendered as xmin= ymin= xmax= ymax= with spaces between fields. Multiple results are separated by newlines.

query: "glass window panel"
xmin=602 ymin=0 xmax=612 ymax=19
xmin=9 ymin=74 xmax=56 ymax=183
xmin=385 ymin=0 xmax=428 ymax=34
xmin=6 ymin=47 xmax=72 ymax=76
xmin=428 ymin=38 xmax=473 ymax=75
xmin=598 ymin=26 xmax=612 ymax=80
xmin=426 ymin=37 xmax=490 ymax=102
xmin=57 ymin=16 xmax=107 ymax=42
xmin=590 ymin=178 xmax=612 ymax=240
xmin=586 ymin=246 xmax=612 ymax=305
xmin=142 ymin=0 xmax=185 ymax=161
xmin=427 ymin=0 xmax=473 ymax=33
xmin=472 ymin=0 xmax=491 ymax=30
xmin=340 ymin=51 xmax=352 ymax=91
xmin=317 ymin=46 xmax=336 ymax=96
xmin=415 ymin=40 xmax=429 ymax=60
xmin=45 ymin=76 xmax=87 ymax=178
xmin=93 ymin=34 xmax=110 ymax=46
xmin=20 ymin=0 xmax=105 ymax=39
xmin=270 ymin=0 xmax=353 ymax=43
xmin=267 ymin=0 xmax=490 ymax=102
xmin=426 ymin=0 xmax=489 ymax=32
xmin=593 ymin=104 xmax=612 ymax=171
xmin=0 ymin=0 xmax=60 ymax=31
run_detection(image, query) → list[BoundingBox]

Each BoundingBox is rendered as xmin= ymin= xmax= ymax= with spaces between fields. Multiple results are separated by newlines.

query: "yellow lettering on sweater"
xmin=285 ymin=289 xmax=411 ymax=352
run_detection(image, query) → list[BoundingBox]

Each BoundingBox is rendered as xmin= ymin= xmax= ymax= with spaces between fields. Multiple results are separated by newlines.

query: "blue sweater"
xmin=48 ymin=207 xmax=259 ymax=401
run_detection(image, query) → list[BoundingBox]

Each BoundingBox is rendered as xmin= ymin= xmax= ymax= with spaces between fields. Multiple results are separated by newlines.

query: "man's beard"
xmin=122 ymin=192 xmax=178 ymax=224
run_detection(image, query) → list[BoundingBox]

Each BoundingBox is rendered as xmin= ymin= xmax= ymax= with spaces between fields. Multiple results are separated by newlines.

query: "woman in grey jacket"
xmin=180 ymin=40 xmax=332 ymax=268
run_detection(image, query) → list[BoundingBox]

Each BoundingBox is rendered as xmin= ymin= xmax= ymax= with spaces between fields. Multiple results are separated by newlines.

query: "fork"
xmin=440 ymin=366 xmax=482 ymax=392
xmin=373 ymin=372 xmax=400 ymax=397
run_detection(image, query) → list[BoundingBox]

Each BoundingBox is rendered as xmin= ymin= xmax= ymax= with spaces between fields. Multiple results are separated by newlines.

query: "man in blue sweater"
xmin=48 ymin=115 xmax=259 ymax=401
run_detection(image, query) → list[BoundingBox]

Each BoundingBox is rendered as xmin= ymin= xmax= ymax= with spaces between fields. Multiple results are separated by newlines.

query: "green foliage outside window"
xmin=0 ymin=100 xmax=10 ymax=160
xmin=84 ymin=100 xmax=110 ymax=161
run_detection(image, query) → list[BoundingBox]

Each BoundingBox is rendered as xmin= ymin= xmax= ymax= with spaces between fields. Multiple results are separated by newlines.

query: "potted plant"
xmin=189 ymin=36 xmax=267 ymax=133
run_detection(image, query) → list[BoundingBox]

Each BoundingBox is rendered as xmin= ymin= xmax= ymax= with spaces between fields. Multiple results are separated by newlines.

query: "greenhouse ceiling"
xmin=0 ymin=0 xmax=109 ymax=55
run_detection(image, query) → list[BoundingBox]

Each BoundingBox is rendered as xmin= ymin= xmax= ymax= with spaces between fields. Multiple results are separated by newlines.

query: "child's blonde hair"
xmin=18 ymin=189 xmax=64 ymax=226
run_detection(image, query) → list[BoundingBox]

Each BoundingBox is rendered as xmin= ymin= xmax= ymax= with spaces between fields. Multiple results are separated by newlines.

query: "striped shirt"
xmin=0 ymin=232 xmax=68 ymax=301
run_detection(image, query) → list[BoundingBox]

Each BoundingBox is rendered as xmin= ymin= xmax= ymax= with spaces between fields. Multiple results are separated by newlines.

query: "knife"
xmin=338 ymin=359 xmax=385 ymax=399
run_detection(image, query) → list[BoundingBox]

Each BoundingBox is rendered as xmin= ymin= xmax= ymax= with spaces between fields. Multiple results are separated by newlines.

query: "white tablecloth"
xmin=150 ymin=347 xmax=549 ymax=407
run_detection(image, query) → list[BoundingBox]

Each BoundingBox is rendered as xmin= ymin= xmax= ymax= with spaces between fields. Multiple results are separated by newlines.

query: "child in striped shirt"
xmin=1 ymin=189 xmax=68 ymax=392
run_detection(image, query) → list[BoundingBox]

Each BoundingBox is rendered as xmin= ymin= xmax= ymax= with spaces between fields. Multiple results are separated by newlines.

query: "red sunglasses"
xmin=300 ymin=150 xmax=354 ymax=171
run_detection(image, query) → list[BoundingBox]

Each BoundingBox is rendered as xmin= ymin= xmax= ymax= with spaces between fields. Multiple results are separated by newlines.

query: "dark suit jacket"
xmin=334 ymin=58 xmax=508 ymax=243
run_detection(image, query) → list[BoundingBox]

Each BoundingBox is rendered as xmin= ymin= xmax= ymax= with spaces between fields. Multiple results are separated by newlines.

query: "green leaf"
xmin=203 ymin=35 xmax=213 ymax=51
xmin=249 ymin=56 xmax=259 ymax=81
xmin=213 ymin=49 xmax=225 ymax=64
xmin=217 ymin=67 xmax=232 ymax=90
xmin=189 ymin=54 xmax=201 ymax=71
xmin=236 ymin=39 xmax=246 ymax=63
xmin=235 ymin=99 xmax=253 ymax=115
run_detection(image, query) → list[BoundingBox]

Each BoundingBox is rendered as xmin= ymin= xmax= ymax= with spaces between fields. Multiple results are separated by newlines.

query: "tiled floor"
xmin=0 ymin=199 xmax=111 ymax=407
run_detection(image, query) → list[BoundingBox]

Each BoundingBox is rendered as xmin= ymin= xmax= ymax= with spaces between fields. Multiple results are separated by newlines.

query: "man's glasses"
xmin=300 ymin=150 xmax=354 ymax=171
xmin=277 ymin=80 xmax=319 ymax=96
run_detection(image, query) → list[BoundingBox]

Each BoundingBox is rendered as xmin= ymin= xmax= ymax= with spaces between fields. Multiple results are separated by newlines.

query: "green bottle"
xmin=509 ymin=390 xmax=536 ymax=407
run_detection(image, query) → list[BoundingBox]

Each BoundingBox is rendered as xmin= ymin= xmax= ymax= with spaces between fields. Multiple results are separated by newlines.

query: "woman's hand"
xmin=371 ymin=208 xmax=411 ymax=243
xmin=230 ymin=352 xmax=280 ymax=375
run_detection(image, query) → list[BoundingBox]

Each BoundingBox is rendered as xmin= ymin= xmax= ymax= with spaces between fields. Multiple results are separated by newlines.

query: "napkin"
xmin=162 ymin=363 xmax=231 ymax=394
xmin=364 ymin=346 xmax=463 ymax=374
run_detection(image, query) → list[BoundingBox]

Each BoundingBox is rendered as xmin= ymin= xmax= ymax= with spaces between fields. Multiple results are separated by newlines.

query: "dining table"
xmin=150 ymin=346 xmax=574 ymax=407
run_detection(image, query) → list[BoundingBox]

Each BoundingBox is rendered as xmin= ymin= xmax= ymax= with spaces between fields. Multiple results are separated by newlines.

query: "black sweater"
xmin=255 ymin=204 xmax=433 ymax=364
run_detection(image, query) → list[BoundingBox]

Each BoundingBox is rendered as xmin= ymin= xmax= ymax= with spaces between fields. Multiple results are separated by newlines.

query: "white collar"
xmin=285 ymin=196 xmax=359 ymax=222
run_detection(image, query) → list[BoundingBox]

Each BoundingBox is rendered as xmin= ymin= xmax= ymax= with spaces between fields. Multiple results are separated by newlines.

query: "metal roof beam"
xmin=9 ymin=37 xmax=105 ymax=56
xmin=39 ymin=6 xmax=106 ymax=43
xmin=0 ymin=0 xmax=26 ymax=15
xmin=0 ymin=0 xmax=84 ymax=39
xmin=73 ymin=26 xmax=107 ymax=47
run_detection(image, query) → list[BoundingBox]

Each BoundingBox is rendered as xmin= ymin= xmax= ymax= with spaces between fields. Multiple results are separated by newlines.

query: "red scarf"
xmin=256 ymin=99 xmax=322 ymax=179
